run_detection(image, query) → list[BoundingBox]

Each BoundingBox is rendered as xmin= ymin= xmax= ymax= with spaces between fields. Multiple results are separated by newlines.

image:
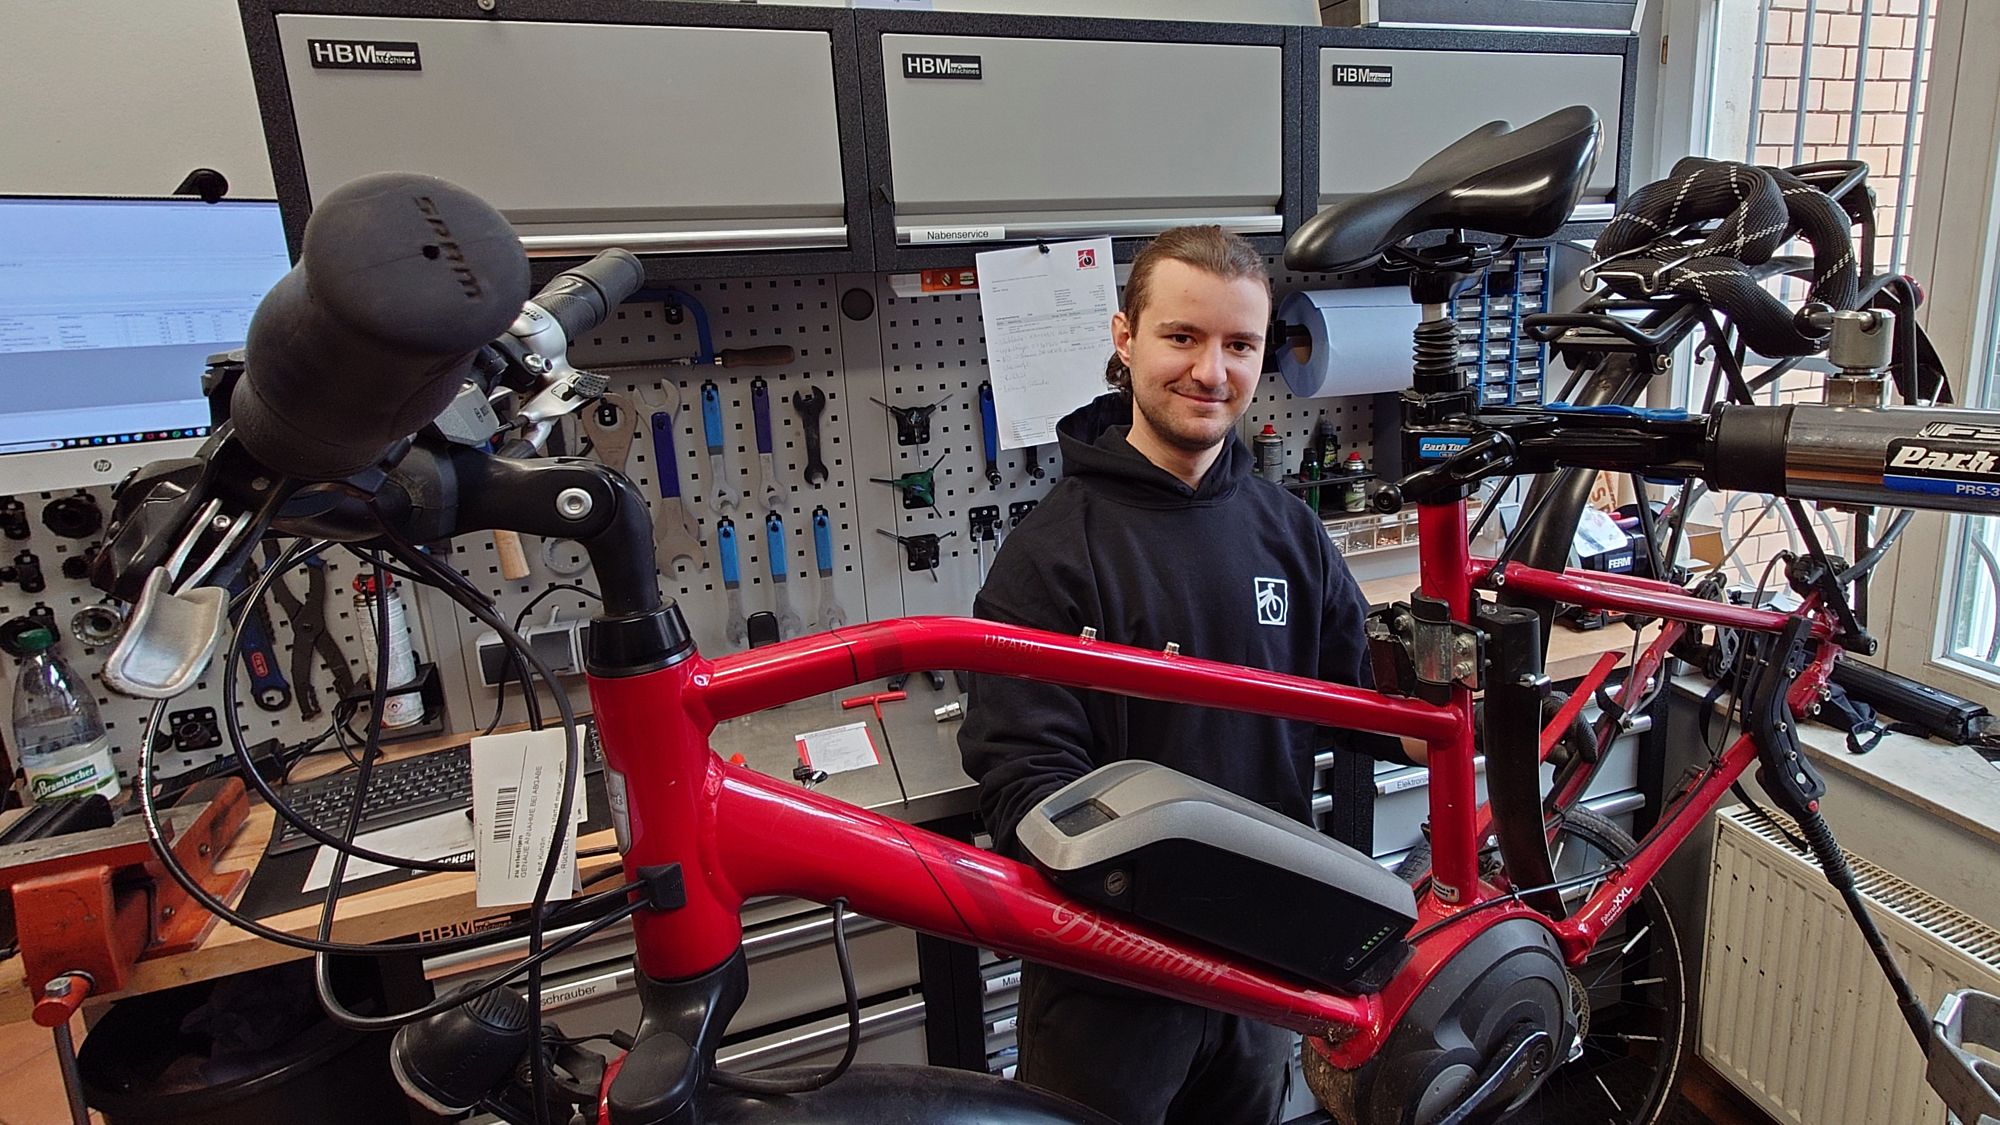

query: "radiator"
xmin=1701 ymin=805 xmax=2000 ymax=1125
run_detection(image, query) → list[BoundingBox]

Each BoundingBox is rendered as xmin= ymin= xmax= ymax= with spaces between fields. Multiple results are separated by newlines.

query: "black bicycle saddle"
xmin=1285 ymin=105 xmax=1602 ymax=274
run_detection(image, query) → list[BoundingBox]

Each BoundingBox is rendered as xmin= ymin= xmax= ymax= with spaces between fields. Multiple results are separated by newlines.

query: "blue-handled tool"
xmin=812 ymin=505 xmax=847 ymax=629
xmin=701 ymin=380 xmax=738 ymax=515
xmin=229 ymin=566 xmax=291 ymax=713
xmin=765 ymin=512 xmax=805 ymax=639
xmin=978 ymin=381 xmax=1002 ymax=486
xmin=751 ymin=377 xmax=785 ymax=510
xmin=717 ymin=516 xmax=747 ymax=647
xmin=646 ymin=410 xmax=704 ymax=569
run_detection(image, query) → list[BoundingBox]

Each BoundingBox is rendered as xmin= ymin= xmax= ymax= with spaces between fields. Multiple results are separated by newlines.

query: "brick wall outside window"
xmin=1698 ymin=0 xmax=1935 ymax=586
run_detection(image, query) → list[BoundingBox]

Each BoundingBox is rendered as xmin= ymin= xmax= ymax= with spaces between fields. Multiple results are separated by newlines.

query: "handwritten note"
xmin=978 ymin=237 xmax=1118 ymax=449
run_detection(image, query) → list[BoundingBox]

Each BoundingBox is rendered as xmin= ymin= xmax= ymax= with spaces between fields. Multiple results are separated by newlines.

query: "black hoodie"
xmin=958 ymin=394 xmax=1405 ymax=859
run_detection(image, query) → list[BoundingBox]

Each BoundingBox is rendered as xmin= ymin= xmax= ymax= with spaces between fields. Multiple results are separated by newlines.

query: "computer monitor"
xmin=0 ymin=195 xmax=291 ymax=493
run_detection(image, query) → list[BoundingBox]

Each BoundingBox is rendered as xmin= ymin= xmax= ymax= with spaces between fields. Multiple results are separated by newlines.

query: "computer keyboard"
xmin=267 ymin=744 xmax=474 ymax=855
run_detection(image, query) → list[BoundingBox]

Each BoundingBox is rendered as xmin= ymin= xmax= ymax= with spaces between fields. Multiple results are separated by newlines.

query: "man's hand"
xmin=1399 ymin=736 xmax=1429 ymax=766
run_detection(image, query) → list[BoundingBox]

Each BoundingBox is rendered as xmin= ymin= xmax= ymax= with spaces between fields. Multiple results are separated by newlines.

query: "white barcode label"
xmin=492 ymin=786 xmax=520 ymax=841
xmin=472 ymin=727 xmax=589 ymax=908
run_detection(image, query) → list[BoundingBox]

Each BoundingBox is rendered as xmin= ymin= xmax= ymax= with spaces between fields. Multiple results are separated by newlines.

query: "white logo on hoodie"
xmin=1254 ymin=577 xmax=1288 ymax=626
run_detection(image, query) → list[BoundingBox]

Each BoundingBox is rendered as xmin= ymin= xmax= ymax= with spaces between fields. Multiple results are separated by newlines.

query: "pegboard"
xmin=429 ymin=256 xmax=1416 ymax=735
xmin=0 ymin=491 xmax=436 ymax=789
xmin=0 ymin=256 xmax=1520 ymax=766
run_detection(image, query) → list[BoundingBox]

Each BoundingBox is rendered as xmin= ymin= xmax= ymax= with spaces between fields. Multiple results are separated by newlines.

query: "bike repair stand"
xmin=1324 ymin=237 xmax=1582 ymax=1125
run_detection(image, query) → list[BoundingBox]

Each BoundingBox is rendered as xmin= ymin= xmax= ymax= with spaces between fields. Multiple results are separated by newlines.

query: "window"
xmin=1693 ymin=0 xmax=1940 ymax=590
xmin=1878 ymin=0 xmax=2000 ymax=707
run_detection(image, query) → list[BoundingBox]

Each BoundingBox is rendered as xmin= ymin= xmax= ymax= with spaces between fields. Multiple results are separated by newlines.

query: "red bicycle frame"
xmin=584 ymin=492 xmax=1841 ymax=1072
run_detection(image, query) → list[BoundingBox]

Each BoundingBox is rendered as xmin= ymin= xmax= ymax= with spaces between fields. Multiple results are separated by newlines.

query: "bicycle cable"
xmin=707 ymin=897 xmax=862 ymax=1095
xmin=483 ymin=582 xmax=602 ymax=738
xmin=1401 ymin=857 xmax=1630 ymax=947
xmin=135 ymin=539 xmax=619 ymax=971
xmin=328 ymin=522 xmax=583 ymax=1124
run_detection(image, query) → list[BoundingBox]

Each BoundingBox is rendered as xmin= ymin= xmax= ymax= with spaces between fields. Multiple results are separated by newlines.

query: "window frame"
xmin=1875 ymin=0 xmax=2000 ymax=709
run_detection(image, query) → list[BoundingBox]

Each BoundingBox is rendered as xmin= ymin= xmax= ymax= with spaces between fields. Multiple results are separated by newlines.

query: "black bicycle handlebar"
xmin=229 ymin=172 xmax=531 ymax=481
xmin=532 ymin=249 xmax=646 ymax=343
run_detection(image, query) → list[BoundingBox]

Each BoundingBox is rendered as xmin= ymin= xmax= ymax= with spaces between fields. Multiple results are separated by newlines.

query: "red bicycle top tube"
xmin=696 ymin=617 xmax=1456 ymax=745
xmin=1489 ymin=563 xmax=1832 ymax=639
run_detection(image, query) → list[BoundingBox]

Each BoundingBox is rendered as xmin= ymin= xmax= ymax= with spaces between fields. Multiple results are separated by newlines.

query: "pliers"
xmin=262 ymin=543 xmax=358 ymax=721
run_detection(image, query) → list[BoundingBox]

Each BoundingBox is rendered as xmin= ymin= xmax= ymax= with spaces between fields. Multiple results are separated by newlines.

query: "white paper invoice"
xmin=303 ymin=812 xmax=474 ymax=894
xmin=978 ymin=237 xmax=1118 ymax=449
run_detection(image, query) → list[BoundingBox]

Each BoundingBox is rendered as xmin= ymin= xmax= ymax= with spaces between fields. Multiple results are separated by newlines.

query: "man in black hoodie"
xmin=958 ymin=227 xmax=1415 ymax=1125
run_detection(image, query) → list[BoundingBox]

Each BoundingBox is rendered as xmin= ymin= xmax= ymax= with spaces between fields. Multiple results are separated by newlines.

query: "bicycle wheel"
xmin=1392 ymin=807 xmax=1688 ymax=1125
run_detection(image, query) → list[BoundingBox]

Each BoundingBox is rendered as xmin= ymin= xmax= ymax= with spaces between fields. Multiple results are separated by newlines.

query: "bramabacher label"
xmin=307 ymin=39 xmax=422 ymax=70
xmin=1884 ymin=420 xmax=2000 ymax=500
xmin=1331 ymin=65 xmax=1393 ymax=87
xmin=904 ymin=53 xmax=983 ymax=80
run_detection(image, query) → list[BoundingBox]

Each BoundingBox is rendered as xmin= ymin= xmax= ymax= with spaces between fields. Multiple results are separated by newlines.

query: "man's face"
xmin=1112 ymin=259 xmax=1270 ymax=455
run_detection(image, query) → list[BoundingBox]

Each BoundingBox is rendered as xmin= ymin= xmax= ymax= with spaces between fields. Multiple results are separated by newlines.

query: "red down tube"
xmin=589 ymin=616 xmax=1445 ymax=1039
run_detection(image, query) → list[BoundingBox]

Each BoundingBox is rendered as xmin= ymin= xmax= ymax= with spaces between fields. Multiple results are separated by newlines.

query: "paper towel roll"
xmin=1277 ymin=287 xmax=1423 ymax=399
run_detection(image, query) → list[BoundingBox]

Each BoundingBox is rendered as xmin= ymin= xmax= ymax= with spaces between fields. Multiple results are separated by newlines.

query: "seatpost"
xmin=1403 ymin=257 xmax=1488 ymax=904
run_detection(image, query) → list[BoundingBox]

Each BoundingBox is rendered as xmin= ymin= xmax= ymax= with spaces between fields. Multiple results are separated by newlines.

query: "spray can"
xmin=1314 ymin=414 xmax=1341 ymax=514
xmin=353 ymin=574 xmax=425 ymax=728
xmin=1342 ymin=451 xmax=1370 ymax=513
xmin=1253 ymin=425 xmax=1286 ymax=484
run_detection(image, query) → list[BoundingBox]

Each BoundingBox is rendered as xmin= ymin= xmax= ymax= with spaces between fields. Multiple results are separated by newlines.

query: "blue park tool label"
xmin=1417 ymin=435 xmax=1472 ymax=460
xmin=1883 ymin=421 xmax=2000 ymax=499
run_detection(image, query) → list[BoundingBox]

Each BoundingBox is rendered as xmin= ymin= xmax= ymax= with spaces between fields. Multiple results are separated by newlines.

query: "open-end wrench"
xmin=717 ymin=516 xmax=748 ymax=647
xmin=791 ymin=386 xmax=829 ymax=486
xmin=750 ymin=377 xmax=786 ymax=510
xmin=812 ymin=505 xmax=847 ymax=630
xmin=701 ymin=380 xmax=738 ymax=515
xmin=581 ymin=391 xmax=639 ymax=475
xmin=648 ymin=409 xmax=705 ymax=570
xmin=978 ymin=381 xmax=1002 ymax=487
xmin=765 ymin=512 xmax=806 ymax=639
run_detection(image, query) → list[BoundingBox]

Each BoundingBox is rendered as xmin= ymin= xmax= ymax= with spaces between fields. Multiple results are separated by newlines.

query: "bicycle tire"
xmin=1390 ymin=807 xmax=1688 ymax=1125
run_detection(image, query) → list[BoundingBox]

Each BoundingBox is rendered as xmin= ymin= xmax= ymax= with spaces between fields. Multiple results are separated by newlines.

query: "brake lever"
xmin=91 ymin=429 xmax=299 ymax=698
xmin=496 ymin=302 xmax=610 ymax=439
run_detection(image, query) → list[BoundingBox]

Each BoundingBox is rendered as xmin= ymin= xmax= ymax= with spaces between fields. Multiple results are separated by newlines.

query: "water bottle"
xmin=9 ymin=626 xmax=119 ymax=804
